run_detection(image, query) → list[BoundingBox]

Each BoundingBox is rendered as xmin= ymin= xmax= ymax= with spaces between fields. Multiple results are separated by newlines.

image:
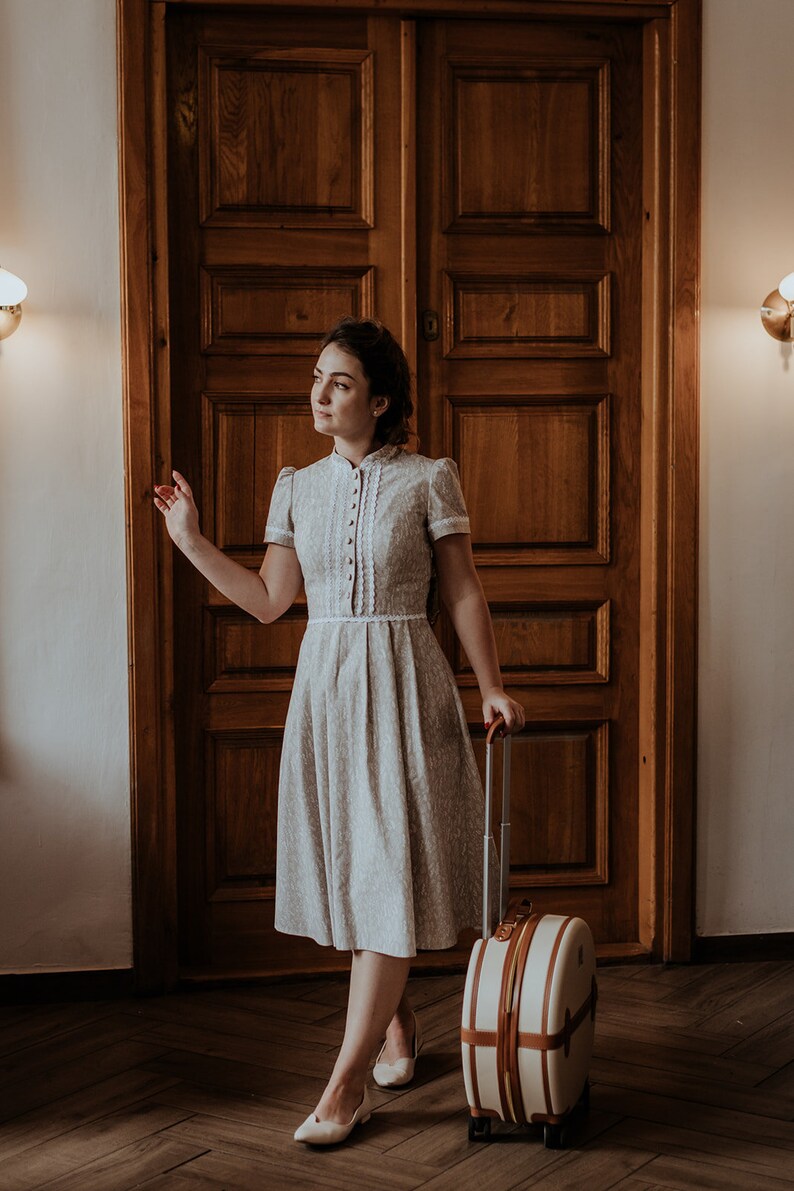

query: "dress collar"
xmin=331 ymin=442 xmax=401 ymax=470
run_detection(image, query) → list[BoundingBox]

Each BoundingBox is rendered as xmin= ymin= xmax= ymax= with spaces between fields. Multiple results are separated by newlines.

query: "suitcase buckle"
xmin=494 ymin=898 xmax=533 ymax=941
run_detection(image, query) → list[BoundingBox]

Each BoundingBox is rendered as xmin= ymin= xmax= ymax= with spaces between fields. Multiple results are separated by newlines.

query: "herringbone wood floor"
xmin=0 ymin=960 xmax=792 ymax=1190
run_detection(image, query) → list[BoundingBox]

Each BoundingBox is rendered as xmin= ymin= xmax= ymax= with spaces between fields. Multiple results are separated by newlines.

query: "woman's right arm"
xmin=154 ymin=470 xmax=303 ymax=624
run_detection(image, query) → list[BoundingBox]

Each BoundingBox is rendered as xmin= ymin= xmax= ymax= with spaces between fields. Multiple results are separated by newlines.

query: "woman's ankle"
xmin=388 ymin=1005 xmax=415 ymax=1033
xmin=326 ymin=1066 xmax=368 ymax=1097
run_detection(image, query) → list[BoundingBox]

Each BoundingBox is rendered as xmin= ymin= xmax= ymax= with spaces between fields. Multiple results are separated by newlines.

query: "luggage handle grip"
xmin=485 ymin=717 xmax=507 ymax=746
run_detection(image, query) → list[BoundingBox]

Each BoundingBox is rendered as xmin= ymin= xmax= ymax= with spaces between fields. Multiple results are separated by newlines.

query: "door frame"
xmin=117 ymin=0 xmax=700 ymax=992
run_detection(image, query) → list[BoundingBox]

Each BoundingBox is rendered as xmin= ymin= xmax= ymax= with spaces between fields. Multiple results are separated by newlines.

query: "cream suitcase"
xmin=461 ymin=715 xmax=597 ymax=1148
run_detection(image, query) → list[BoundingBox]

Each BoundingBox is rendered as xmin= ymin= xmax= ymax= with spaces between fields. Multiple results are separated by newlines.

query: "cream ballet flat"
xmin=372 ymin=1010 xmax=423 ymax=1088
xmin=293 ymin=1088 xmax=372 ymax=1145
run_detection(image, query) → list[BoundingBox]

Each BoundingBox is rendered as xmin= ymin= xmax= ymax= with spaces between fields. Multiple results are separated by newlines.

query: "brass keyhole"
xmin=422 ymin=310 xmax=439 ymax=341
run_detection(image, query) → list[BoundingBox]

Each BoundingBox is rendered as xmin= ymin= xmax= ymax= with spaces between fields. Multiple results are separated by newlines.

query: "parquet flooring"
xmin=0 ymin=960 xmax=792 ymax=1190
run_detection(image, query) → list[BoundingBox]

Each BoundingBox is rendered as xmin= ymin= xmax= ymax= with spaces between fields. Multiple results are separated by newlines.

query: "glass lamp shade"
xmin=0 ymin=267 xmax=27 ymax=306
xmin=778 ymin=272 xmax=794 ymax=302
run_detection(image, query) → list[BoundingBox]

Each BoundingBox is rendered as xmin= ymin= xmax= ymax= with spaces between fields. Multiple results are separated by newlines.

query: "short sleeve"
xmin=263 ymin=466 xmax=296 ymax=547
xmin=427 ymin=456 xmax=471 ymax=542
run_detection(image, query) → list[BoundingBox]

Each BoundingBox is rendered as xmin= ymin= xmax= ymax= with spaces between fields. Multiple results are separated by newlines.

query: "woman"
xmin=154 ymin=316 xmax=525 ymax=1146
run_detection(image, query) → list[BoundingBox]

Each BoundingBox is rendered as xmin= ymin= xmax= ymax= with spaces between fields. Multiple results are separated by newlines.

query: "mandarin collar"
xmin=331 ymin=442 xmax=400 ymax=471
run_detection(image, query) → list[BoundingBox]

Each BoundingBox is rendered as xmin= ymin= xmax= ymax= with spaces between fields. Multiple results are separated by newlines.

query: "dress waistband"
xmin=306 ymin=613 xmax=428 ymax=625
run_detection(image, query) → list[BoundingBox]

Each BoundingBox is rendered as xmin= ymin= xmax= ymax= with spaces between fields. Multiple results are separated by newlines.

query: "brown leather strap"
xmin=494 ymin=897 xmax=533 ymax=942
xmin=460 ymin=978 xmax=597 ymax=1053
xmin=461 ymin=1027 xmax=498 ymax=1047
xmin=495 ymin=912 xmax=535 ymax=1120
xmin=466 ymin=940 xmax=488 ymax=1112
xmin=504 ymin=909 xmax=538 ymax=1124
xmin=540 ymin=917 xmax=573 ymax=1115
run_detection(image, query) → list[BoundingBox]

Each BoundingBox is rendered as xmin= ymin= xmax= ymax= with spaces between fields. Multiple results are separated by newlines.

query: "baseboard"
xmin=0 ymin=968 xmax=135 ymax=1005
xmin=693 ymin=932 xmax=794 ymax=963
xmin=3 ymin=936 xmax=784 ymax=1002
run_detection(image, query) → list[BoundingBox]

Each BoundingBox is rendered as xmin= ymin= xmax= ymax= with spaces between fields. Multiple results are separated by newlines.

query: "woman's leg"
xmin=378 ymin=990 xmax=417 ymax=1063
xmin=313 ymin=949 xmax=411 ymax=1123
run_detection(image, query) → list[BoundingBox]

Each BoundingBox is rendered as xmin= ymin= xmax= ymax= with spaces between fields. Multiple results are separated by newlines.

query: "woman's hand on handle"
xmin=482 ymin=689 xmax=526 ymax=737
xmin=153 ymin=470 xmax=201 ymax=549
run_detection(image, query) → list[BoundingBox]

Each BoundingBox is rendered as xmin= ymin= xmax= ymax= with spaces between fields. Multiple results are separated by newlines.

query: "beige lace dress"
xmin=263 ymin=441 xmax=494 ymax=957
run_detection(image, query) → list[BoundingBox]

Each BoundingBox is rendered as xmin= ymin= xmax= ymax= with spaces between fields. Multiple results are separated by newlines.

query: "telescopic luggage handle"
xmin=483 ymin=714 xmax=531 ymax=940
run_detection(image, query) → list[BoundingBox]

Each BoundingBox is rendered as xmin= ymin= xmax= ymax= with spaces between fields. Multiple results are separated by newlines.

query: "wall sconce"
xmin=761 ymin=272 xmax=794 ymax=341
xmin=0 ymin=266 xmax=28 ymax=340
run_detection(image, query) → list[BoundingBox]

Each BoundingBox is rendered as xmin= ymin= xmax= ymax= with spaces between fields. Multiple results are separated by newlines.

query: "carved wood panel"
xmin=200 ymin=265 xmax=375 ymax=354
xmin=205 ymin=728 xmax=281 ymax=901
xmin=444 ymin=56 xmax=610 ymax=233
xmin=476 ymin=723 xmax=610 ymax=886
xmin=204 ymin=606 xmax=308 ymax=693
xmin=454 ymin=600 xmax=610 ymax=685
xmin=443 ymin=272 xmax=611 ymax=358
xmin=449 ymin=396 xmax=611 ymax=564
xmin=199 ymin=46 xmax=374 ymax=227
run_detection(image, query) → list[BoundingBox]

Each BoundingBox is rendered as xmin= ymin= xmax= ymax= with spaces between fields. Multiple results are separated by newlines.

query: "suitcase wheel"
xmin=468 ymin=1115 xmax=492 ymax=1142
xmin=543 ymin=1122 xmax=563 ymax=1149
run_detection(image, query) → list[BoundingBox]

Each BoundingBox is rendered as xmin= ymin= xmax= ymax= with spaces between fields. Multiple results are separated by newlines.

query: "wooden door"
xmin=417 ymin=18 xmax=644 ymax=949
xmin=166 ymin=5 xmax=647 ymax=980
xmin=166 ymin=6 xmax=406 ymax=977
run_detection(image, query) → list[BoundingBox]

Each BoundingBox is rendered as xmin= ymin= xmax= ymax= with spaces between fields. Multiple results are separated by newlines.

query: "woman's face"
xmin=311 ymin=343 xmax=387 ymax=440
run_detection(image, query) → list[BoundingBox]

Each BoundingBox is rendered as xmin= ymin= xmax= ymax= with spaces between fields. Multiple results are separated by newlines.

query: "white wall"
xmin=0 ymin=0 xmax=131 ymax=970
xmin=698 ymin=0 xmax=794 ymax=936
xmin=0 ymin=1 xmax=789 ymax=974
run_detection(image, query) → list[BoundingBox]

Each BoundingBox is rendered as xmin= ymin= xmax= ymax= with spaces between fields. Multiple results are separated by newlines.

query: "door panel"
xmin=167 ymin=6 xmax=646 ymax=979
xmin=444 ymin=56 xmax=610 ymax=232
xmin=417 ymin=18 xmax=643 ymax=947
xmin=166 ymin=8 xmax=405 ymax=976
xmin=198 ymin=46 xmax=375 ymax=229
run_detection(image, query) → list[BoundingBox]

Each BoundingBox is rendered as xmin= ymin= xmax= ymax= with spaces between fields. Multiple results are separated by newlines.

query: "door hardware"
xmin=422 ymin=310 xmax=440 ymax=341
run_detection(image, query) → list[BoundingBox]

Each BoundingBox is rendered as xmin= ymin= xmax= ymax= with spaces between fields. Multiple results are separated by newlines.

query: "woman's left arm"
xmin=432 ymin=533 xmax=526 ymax=736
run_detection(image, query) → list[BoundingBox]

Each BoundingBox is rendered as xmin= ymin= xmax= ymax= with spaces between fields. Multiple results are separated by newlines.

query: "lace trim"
xmin=264 ymin=525 xmax=294 ymax=546
xmin=428 ymin=515 xmax=470 ymax=538
xmin=353 ymin=466 xmax=368 ymax=616
xmin=324 ymin=464 xmax=341 ymax=617
xmin=307 ymin=613 xmax=427 ymax=624
xmin=365 ymin=460 xmax=382 ymax=615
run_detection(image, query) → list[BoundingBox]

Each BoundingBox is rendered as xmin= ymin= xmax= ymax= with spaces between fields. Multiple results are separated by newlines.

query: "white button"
xmin=348 ymin=573 xmax=353 ymax=580
xmin=347 ymin=557 xmax=353 ymax=564
xmin=349 ymin=519 xmax=354 ymax=526
xmin=351 ymin=502 xmax=357 ymax=509
xmin=346 ymin=537 xmax=352 ymax=544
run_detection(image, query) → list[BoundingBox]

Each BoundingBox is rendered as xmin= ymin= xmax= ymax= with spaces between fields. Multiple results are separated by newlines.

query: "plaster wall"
xmin=697 ymin=0 xmax=794 ymax=936
xmin=0 ymin=0 xmax=131 ymax=970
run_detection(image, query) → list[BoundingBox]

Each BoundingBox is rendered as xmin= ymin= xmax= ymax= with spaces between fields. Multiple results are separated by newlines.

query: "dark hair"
xmin=320 ymin=316 xmax=415 ymax=447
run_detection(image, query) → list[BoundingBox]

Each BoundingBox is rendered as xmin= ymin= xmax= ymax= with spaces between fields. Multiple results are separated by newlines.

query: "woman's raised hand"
xmin=153 ymin=470 xmax=201 ymax=548
xmin=483 ymin=689 xmax=526 ymax=737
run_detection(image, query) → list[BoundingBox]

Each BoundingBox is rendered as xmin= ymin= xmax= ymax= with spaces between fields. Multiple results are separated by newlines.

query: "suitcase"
xmin=461 ymin=714 xmax=598 ymax=1148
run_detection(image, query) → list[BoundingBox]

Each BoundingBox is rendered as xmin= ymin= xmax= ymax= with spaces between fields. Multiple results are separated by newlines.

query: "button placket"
xmin=344 ymin=467 xmax=361 ymax=610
